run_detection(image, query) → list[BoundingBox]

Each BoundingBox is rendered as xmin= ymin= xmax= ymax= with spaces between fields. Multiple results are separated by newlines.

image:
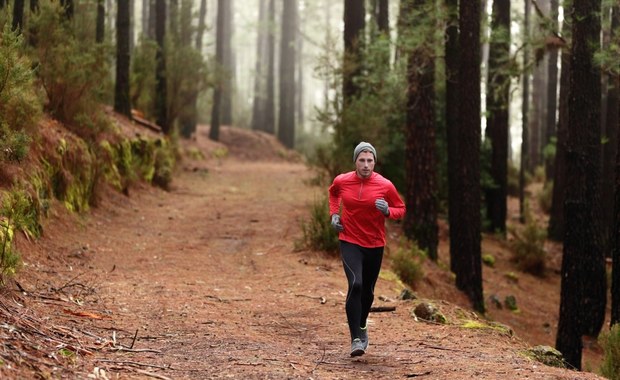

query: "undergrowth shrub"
xmin=131 ymin=36 xmax=158 ymax=119
xmin=391 ymin=242 xmax=425 ymax=289
xmin=30 ymin=0 xmax=112 ymax=139
xmin=298 ymin=196 xmax=339 ymax=255
xmin=0 ymin=188 xmax=45 ymax=283
xmin=0 ymin=26 xmax=41 ymax=164
xmin=538 ymin=180 xmax=553 ymax=214
xmin=600 ymin=323 xmax=620 ymax=380
xmin=508 ymin=204 xmax=547 ymax=276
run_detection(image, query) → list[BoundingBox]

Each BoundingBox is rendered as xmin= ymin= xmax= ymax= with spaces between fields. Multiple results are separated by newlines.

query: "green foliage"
xmin=313 ymin=20 xmax=407 ymax=190
xmin=538 ymin=180 xmax=553 ymax=214
xmin=29 ymin=0 xmax=113 ymax=138
xmin=131 ymin=36 xmax=158 ymax=119
xmin=509 ymin=204 xmax=547 ymax=276
xmin=152 ymin=139 xmax=175 ymax=190
xmin=600 ymin=324 xmax=620 ymax=379
xmin=391 ymin=242 xmax=426 ymax=290
xmin=0 ymin=123 xmax=31 ymax=163
xmin=525 ymin=345 xmax=566 ymax=368
xmin=507 ymin=163 xmax=521 ymax=197
xmin=0 ymin=188 xmax=42 ymax=239
xmin=166 ymin=36 xmax=211 ymax=130
xmin=533 ymin=165 xmax=546 ymax=183
xmin=482 ymin=253 xmax=496 ymax=267
xmin=0 ymin=188 xmax=47 ymax=282
xmin=0 ymin=26 xmax=41 ymax=163
xmin=298 ymin=196 xmax=339 ymax=255
xmin=98 ymin=137 xmax=176 ymax=193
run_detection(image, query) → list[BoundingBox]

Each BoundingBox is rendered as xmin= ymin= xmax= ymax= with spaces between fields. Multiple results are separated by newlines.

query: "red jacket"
xmin=329 ymin=171 xmax=406 ymax=248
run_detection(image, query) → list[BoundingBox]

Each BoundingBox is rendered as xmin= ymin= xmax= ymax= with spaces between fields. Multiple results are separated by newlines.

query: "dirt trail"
xmin=8 ymin=127 xmax=605 ymax=379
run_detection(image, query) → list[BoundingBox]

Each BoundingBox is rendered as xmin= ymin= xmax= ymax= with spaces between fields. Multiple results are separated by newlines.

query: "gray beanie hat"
xmin=353 ymin=142 xmax=377 ymax=163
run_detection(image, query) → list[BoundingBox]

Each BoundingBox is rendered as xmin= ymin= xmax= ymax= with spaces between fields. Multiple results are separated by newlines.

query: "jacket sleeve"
xmin=328 ymin=177 xmax=341 ymax=216
xmin=385 ymin=183 xmax=405 ymax=220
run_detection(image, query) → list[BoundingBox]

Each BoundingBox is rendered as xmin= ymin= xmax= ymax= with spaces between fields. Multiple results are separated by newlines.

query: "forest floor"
xmin=0 ymin=122 xmax=611 ymax=379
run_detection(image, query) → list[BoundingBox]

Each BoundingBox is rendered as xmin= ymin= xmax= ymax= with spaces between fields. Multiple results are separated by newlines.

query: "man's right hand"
xmin=331 ymin=214 xmax=344 ymax=232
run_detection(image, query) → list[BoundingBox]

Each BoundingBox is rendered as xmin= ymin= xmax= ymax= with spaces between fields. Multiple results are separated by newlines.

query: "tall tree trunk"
xmin=343 ymin=0 xmax=365 ymax=105
xmin=115 ymin=0 xmax=132 ymax=118
xmin=445 ymin=0 xmax=459 ymax=272
xmin=251 ymin=0 xmax=267 ymax=131
xmin=96 ymin=0 xmax=105 ymax=43
xmin=263 ymin=0 xmax=276 ymax=134
xmin=484 ymin=0 xmax=510 ymax=233
xmin=602 ymin=3 xmax=620 ymax=258
xmin=148 ymin=0 xmax=156 ymax=39
xmin=129 ymin=0 xmax=135 ymax=52
xmin=519 ymin=0 xmax=531 ymax=223
xmin=220 ymin=0 xmax=234 ymax=125
xmin=609 ymin=4 xmax=620 ymax=326
xmin=556 ymin=0 xmax=605 ymax=369
xmin=277 ymin=0 xmax=297 ymax=149
xmin=530 ymin=61 xmax=546 ymax=171
xmin=155 ymin=0 xmax=169 ymax=133
xmin=377 ymin=0 xmax=389 ymax=35
xmin=402 ymin=0 xmax=438 ymax=260
xmin=453 ymin=0 xmax=484 ymax=313
xmin=548 ymin=0 xmax=572 ymax=240
xmin=296 ymin=9 xmax=304 ymax=128
xmin=12 ymin=0 xmax=25 ymax=33
xmin=179 ymin=0 xmax=207 ymax=139
xmin=210 ymin=0 xmax=227 ymax=141
xmin=142 ymin=0 xmax=149 ymax=37
xmin=545 ymin=0 xmax=560 ymax=178
xmin=168 ymin=0 xmax=179 ymax=43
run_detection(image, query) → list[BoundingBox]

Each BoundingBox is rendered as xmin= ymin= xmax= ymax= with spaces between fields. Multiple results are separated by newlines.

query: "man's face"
xmin=355 ymin=151 xmax=375 ymax=179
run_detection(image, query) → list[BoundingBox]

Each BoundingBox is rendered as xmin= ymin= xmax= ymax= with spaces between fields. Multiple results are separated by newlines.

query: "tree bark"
xmin=96 ymin=0 xmax=105 ymax=43
xmin=210 ymin=0 xmax=227 ymax=141
xmin=484 ymin=0 xmax=510 ymax=233
xmin=519 ymin=0 xmax=531 ymax=223
xmin=453 ymin=0 xmax=484 ymax=313
xmin=556 ymin=0 xmax=605 ymax=369
xmin=545 ymin=0 xmax=560 ymax=178
xmin=277 ymin=0 xmax=297 ymax=149
xmin=179 ymin=0 xmax=206 ymax=139
xmin=602 ymin=3 xmax=620 ymax=259
xmin=343 ymin=0 xmax=365 ymax=104
xmin=402 ymin=0 xmax=438 ymax=261
xmin=445 ymin=0 xmax=459 ymax=273
xmin=251 ymin=0 xmax=267 ymax=132
xmin=609 ymin=4 xmax=620 ymax=327
xmin=114 ymin=0 xmax=132 ymax=118
xmin=220 ymin=0 xmax=234 ymax=125
xmin=263 ymin=0 xmax=276 ymax=134
xmin=155 ymin=0 xmax=169 ymax=133
xmin=548 ymin=0 xmax=571 ymax=240
xmin=12 ymin=0 xmax=25 ymax=33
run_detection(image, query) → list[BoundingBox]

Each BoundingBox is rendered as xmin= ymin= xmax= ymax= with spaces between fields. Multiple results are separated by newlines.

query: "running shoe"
xmin=350 ymin=338 xmax=366 ymax=357
xmin=360 ymin=325 xmax=368 ymax=350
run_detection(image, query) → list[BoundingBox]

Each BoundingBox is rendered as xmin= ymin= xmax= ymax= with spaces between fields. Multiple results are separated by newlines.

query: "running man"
xmin=328 ymin=142 xmax=406 ymax=357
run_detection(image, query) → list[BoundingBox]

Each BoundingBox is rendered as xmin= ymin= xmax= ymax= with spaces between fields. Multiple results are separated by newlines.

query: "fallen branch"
xmin=133 ymin=369 xmax=173 ymax=380
xmin=370 ymin=306 xmax=396 ymax=312
xmin=96 ymin=359 xmax=169 ymax=370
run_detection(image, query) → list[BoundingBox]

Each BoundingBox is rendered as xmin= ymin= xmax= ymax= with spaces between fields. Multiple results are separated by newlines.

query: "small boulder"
xmin=412 ymin=302 xmax=446 ymax=324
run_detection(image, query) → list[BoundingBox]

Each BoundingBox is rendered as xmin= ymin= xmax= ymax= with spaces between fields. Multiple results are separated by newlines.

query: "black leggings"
xmin=340 ymin=241 xmax=384 ymax=341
